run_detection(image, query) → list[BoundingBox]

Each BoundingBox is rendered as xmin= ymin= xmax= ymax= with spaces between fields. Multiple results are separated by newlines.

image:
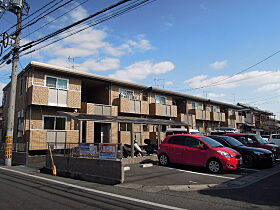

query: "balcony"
xmin=210 ymin=112 xmax=226 ymax=122
xmin=149 ymin=103 xmax=177 ymax=117
xmin=189 ymin=109 xmax=210 ymax=120
xmin=81 ymin=103 xmax=118 ymax=116
xmin=176 ymin=113 xmax=196 ymax=127
xmin=27 ymin=130 xmax=79 ymax=150
xmin=236 ymin=115 xmax=245 ymax=124
xmin=27 ymin=85 xmax=81 ymax=108
xmin=115 ymin=98 xmax=149 ymax=115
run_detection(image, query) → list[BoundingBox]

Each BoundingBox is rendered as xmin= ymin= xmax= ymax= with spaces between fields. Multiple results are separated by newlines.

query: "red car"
xmin=224 ymin=133 xmax=280 ymax=159
xmin=157 ymin=134 xmax=242 ymax=173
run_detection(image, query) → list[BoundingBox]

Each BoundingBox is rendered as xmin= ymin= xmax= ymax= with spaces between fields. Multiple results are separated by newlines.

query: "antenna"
xmin=67 ymin=56 xmax=80 ymax=70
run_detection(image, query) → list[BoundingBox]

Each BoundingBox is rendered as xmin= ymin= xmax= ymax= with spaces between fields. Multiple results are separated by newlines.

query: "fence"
xmin=47 ymin=142 xmax=123 ymax=160
xmin=0 ymin=142 xmax=27 ymax=152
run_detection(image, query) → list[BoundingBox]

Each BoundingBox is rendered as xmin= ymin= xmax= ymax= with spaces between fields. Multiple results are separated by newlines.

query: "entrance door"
xmin=94 ymin=123 xmax=111 ymax=143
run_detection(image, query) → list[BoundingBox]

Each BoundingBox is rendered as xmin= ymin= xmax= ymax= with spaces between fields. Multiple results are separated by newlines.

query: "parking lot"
xmin=119 ymin=161 xmax=280 ymax=192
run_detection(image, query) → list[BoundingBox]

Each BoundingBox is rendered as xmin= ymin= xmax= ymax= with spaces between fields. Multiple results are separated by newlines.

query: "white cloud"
xmin=47 ymin=57 xmax=120 ymax=72
xmin=185 ymin=70 xmax=280 ymax=89
xmin=165 ymin=81 xmax=173 ymax=85
xmin=79 ymin=58 xmax=120 ymax=72
xmin=210 ymin=60 xmax=228 ymax=69
xmin=208 ymin=93 xmax=225 ymax=98
xmin=257 ymin=83 xmax=280 ymax=92
xmin=109 ymin=60 xmax=175 ymax=81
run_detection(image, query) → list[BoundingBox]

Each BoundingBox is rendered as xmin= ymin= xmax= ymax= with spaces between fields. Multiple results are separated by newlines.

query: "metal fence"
xmin=0 ymin=142 xmax=27 ymax=152
xmin=47 ymin=142 xmax=123 ymax=160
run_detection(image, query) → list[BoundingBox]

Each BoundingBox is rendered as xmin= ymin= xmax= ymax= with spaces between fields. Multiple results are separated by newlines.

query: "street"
xmin=0 ymin=165 xmax=279 ymax=210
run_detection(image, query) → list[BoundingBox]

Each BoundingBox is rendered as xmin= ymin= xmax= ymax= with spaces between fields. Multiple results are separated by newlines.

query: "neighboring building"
xmin=2 ymin=61 xmax=274 ymax=154
xmin=237 ymin=103 xmax=279 ymax=135
xmin=0 ymin=106 xmax=3 ymax=141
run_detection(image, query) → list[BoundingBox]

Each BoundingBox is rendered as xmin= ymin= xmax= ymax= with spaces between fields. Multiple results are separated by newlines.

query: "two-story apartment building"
xmin=2 ymin=62 xmax=187 ymax=153
xmin=1 ymin=61 xmax=251 ymax=154
xmin=237 ymin=103 xmax=279 ymax=135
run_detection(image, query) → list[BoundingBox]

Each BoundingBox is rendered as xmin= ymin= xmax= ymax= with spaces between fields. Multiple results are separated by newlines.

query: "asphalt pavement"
xmin=0 ymin=161 xmax=279 ymax=209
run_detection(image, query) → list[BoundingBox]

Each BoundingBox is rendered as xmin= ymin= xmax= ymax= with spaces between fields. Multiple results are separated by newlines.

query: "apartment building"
xmin=238 ymin=103 xmax=279 ymax=135
xmin=1 ymin=61 xmax=249 ymax=153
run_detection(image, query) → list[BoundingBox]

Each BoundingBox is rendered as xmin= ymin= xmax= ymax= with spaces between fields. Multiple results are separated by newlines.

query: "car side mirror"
xmin=198 ymin=144 xmax=207 ymax=150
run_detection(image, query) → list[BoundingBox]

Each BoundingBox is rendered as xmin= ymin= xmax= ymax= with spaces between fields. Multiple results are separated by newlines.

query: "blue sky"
xmin=1 ymin=0 xmax=280 ymax=118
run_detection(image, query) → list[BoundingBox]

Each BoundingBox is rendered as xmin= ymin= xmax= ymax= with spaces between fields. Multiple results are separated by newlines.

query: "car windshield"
xmin=255 ymin=135 xmax=268 ymax=144
xmin=200 ymin=137 xmax=224 ymax=148
xmin=222 ymin=136 xmax=244 ymax=147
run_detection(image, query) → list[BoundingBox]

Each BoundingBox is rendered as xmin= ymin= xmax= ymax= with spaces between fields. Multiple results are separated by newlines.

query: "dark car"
xmin=224 ymin=133 xmax=280 ymax=159
xmin=208 ymin=135 xmax=273 ymax=168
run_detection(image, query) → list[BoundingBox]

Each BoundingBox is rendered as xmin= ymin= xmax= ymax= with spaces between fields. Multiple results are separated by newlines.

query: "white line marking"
xmin=0 ymin=167 xmax=186 ymax=210
xmin=156 ymin=165 xmax=236 ymax=180
xmin=240 ymin=168 xmax=260 ymax=172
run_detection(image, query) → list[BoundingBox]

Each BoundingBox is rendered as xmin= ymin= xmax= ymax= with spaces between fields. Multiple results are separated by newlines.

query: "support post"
xmin=4 ymin=8 xmax=23 ymax=166
xmin=130 ymin=123 xmax=134 ymax=157
xmin=79 ymin=120 xmax=83 ymax=144
xmin=157 ymin=124 xmax=161 ymax=150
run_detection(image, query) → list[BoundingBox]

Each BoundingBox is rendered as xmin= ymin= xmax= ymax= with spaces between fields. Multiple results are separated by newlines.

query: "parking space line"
xmin=156 ymin=165 xmax=236 ymax=180
xmin=240 ymin=168 xmax=260 ymax=172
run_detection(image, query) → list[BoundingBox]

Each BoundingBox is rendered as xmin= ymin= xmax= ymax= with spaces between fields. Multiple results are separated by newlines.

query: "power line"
xmin=20 ymin=0 xmax=154 ymax=56
xmin=22 ymin=0 xmax=89 ymax=39
xmin=187 ymin=49 xmax=280 ymax=91
xmin=1 ymin=0 xmax=60 ymax=34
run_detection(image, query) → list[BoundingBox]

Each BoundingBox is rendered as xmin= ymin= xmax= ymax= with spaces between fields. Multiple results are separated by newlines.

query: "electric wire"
xmin=1 ymin=0 xmax=61 ymax=34
xmin=21 ymin=0 xmax=153 ymax=56
xmin=20 ymin=0 xmax=153 ymax=56
xmin=186 ymin=49 xmax=280 ymax=91
xmin=22 ymin=0 xmax=89 ymax=40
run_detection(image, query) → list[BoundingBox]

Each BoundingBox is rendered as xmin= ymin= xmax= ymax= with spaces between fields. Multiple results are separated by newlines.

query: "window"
xmin=46 ymin=76 xmax=68 ymax=90
xmin=155 ymin=95 xmax=166 ymax=104
xmin=143 ymin=124 xmax=149 ymax=132
xmin=2 ymin=91 xmax=6 ymax=106
xmin=120 ymin=89 xmax=134 ymax=99
xmin=19 ymin=79 xmax=24 ymax=96
xmin=184 ymin=136 xmax=201 ymax=148
xmin=119 ymin=123 xmax=132 ymax=131
xmin=168 ymin=136 xmax=185 ymax=145
xmin=17 ymin=110 xmax=24 ymax=137
xmin=192 ymin=102 xmax=200 ymax=109
xmin=43 ymin=116 xmax=66 ymax=130
xmin=211 ymin=106 xmax=217 ymax=112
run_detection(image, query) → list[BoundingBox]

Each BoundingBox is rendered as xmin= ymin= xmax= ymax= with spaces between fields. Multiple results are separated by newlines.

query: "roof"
xmin=58 ymin=112 xmax=189 ymax=126
xmin=237 ymin=103 xmax=273 ymax=115
xmin=7 ymin=61 xmax=241 ymax=109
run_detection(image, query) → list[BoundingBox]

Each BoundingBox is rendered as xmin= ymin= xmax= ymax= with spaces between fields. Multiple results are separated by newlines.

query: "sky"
xmin=1 ymin=0 xmax=280 ymax=118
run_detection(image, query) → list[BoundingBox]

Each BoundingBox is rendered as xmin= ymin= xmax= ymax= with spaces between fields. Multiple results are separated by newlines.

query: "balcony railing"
xmin=149 ymin=103 xmax=177 ymax=117
xmin=116 ymin=98 xmax=149 ymax=115
xmin=81 ymin=103 xmax=118 ymax=116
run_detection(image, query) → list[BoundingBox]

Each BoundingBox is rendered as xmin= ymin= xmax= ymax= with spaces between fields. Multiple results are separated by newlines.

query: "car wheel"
xmin=243 ymin=154 xmax=254 ymax=168
xmin=207 ymin=159 xmax=222 ymax=173
xmin=159 ymin=154 xmax=169 ymax=166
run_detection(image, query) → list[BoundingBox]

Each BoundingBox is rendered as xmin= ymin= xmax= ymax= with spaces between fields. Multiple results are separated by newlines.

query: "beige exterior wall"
xmin=111 ymin=122 xmax=118 ymax=143
xmin=27 ymin=69 xmax=81 ymax=108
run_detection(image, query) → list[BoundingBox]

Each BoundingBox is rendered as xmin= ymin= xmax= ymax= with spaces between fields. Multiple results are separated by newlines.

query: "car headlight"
xmin=253 ymin=151 xmax=263 ymax=155
xmin=217 ymin=150 xmax=232 ymax=158
xmin=272 ymin=148 xmax=276 ymax=152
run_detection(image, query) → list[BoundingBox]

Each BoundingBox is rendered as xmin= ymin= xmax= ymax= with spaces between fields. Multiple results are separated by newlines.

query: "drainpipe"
xmin=130 ymin=123 xmax=134 ymax=157
xmin=79 ymin=120 xmax=83 ymax=144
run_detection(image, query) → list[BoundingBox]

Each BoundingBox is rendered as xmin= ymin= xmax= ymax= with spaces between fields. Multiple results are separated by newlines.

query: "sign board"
xmin=99 ymin=143 xmax=117 ymax=159
xmin=80 ymin=143 xmax=98 ymax=155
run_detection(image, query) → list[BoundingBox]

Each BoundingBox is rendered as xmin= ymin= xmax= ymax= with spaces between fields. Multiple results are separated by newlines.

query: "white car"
xmin=268 ymin=134 xmax=280 ymax=147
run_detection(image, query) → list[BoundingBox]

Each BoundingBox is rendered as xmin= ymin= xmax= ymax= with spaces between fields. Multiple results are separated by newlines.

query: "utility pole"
xmin=1 ymin=0 xmax=29 ymax=166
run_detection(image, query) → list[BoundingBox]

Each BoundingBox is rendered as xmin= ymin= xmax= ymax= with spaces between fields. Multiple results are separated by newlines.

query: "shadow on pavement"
xmin=198 ymin=172 xmax=280 ymax=208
